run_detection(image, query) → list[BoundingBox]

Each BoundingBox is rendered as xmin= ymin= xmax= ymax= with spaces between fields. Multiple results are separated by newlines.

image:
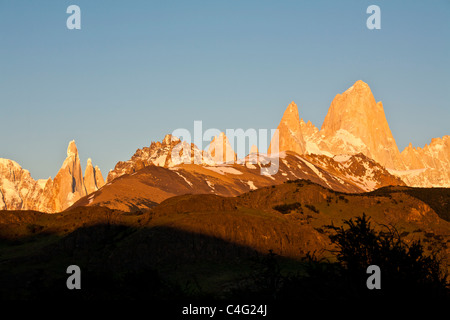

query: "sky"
xmin=0 ymin=0 xmax=449 ymax=180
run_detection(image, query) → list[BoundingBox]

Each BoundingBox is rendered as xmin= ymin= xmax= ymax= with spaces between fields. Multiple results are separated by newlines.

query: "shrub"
xmin=26 ymin=224 xmax=43 ymax=234
xmin=305 ymin=204 xmax=319 ymax=213
xmin=229 ymin=215 xmax=449 ymax=300
xmin=273 ymin=202 xmax=302 ymax=214
xmin=326 ymin=214 xmax=449 ymax=298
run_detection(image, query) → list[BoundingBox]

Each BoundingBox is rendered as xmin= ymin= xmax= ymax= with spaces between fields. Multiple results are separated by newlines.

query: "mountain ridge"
xmin=274 ymin=80 xmax=449 ymax=187
xmin=0 ymin=141 xmax=105 ymax=213
xmin=1 ymin=80 xmax=448 ymax=213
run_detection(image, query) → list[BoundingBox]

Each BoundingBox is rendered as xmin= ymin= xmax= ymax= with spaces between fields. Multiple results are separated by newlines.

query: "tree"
xmin=327 ymin=214 xmax=449 ymax=299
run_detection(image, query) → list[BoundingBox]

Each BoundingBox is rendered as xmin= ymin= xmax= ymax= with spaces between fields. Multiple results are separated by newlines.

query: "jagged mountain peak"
xmin=0 ymin=141 xmax=104 ymax=212
xmin=250 ymin=145 xmax=258 ymax=154
xmin=0 ymin=158 xmax=23 ymax=171
xmin=162 ymin=134 xmax=180 ymax=145
xmin=299 ymin=118 xmax=319 ymax=138
xmin=67 ymin=140 xmax=78 ymax=158
xmin=208 ymin=132 xmax=236 ymax=164
xmin=269 ymin=101 xmax=306 ymax=155
xmin=345 ymin=79 xmax=370 ymax=92
xmin=107 ymin=134 xmax=216 ymax=182
xmin=284 ymin=101 xmax=299 ymax=118
xmin=318 ymin=81 xmax=404 ymax=169
xmin=84 ymin=157 xmax=105 ymax=195
xmin=287 ymin=100 xmax=297 ymax=109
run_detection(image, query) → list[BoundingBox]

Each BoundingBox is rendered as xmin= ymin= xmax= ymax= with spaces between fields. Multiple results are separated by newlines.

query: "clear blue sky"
xmin=1 ymin=0 xmax=449 ymax=179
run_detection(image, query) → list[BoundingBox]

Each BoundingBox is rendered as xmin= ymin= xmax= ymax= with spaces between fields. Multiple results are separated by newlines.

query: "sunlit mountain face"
xmin=1 ymin=81 xmax=448 ymax=213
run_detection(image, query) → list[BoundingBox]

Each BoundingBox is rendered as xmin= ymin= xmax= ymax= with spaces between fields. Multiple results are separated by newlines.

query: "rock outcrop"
xmin=207 ymin=132 xmax=237 ymax=164
xmin=250 ymin=145 xmax=258 ymax=154
xmin=106 ymin=134 xmax=215 ymax=182
xmin=269 ymin=80 xmax=449 ymax=187
xmin=393 ymin=136 xmax=450 ymax=187
xmin=268 ymin=101 xmax=306 ymax=155
xmin=0 ymin=141 xmax=104 ymax=213
xmin=0 ymin=159 xmax=43 ymax=211
xmin=84 ymin=158 xmax=105 ymax=194
xmin=52 ymin=140 xmax=87 ymax=211
xmin=318 ymin=80 xmax=405 ymax=170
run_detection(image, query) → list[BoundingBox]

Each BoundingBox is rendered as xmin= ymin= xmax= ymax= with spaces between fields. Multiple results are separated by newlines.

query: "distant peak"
xmin=87 ymin=158 xmax=93 ymax=166
xmin=430 ymin=137 xmax=443 ymax=144
xmin=162 ymin=134 xmax=181 ymax=145
xmin=354 ymin=80 xmax=369 ymax=87
xmin=67 ymin=140 xmax=78 ymax=157
xmin=0 ymin=158 xmax=22 ymax=169
xmin=287 ymin=101 xmax=298 ymax=111
xmin=282 ymin=101 xmax=300 ymax=119
xmin=345 ymin=80 xmax=371 ymax=94
xmin=163 ymin=134 xmax=172 ymax=144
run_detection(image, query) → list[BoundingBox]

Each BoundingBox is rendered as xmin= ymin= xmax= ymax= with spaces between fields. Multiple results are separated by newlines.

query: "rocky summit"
xmin=0 ymin=141 xmax=104 ymax=213
xmin=273 ymin=80 xmax=450 ymax=188
xmin=268 ymin=101 xmax=306 ymax=155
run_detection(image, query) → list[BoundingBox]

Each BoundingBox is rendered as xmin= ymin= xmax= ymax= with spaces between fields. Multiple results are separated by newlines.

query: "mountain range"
xmin=0 ymin=80 xmax=448 ymax=213
xmin=0 ymin=141 xmax=104 ymax=212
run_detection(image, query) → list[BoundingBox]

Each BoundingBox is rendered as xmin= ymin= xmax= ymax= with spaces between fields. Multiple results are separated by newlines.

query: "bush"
xmin=326 ymin=214 xmax=449 ymax=298
xmin=273 ymin=202 xmax=302 ymax=214
xmin=305 ymin=204 xmax=319 ymax=213
xmin=229 ymin=215 xmax=449 ymax=300
xmin=26 ymin=224 xmax=43 ymax=234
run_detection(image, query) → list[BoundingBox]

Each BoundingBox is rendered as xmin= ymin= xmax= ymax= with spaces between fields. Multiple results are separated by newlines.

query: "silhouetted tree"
xmin=327 ymin=214 xmax=449 ymax=299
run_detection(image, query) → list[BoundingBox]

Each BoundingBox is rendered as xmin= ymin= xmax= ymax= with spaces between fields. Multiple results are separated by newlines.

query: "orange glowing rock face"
xmin=208 ymin=132 xmax=237 ymax=164
xmin=0 ymin=140 xmax=105 ymax=213
xmin=0 ymin=81 xmax=448 ymax=214
xmin=84 ymin=158 xmax=105 ymax=195
xmin=268 ymin=101 xmax=306 ymax=155
xmin=268 ymin=80 xmax=450 ymax=188
xmin=319 ymin=80 xmax=404 ymax=170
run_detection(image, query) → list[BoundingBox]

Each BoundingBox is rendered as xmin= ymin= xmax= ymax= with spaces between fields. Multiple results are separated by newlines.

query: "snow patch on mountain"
xmin=205 ymin=166 xmax=243 ymax=175
xmin=174 ymin=171 xmax=193 ymax=187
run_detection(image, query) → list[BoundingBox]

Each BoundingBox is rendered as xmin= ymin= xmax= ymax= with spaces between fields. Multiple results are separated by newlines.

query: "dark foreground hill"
xmin=0 ymin=180 xmax=448 ymax=300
